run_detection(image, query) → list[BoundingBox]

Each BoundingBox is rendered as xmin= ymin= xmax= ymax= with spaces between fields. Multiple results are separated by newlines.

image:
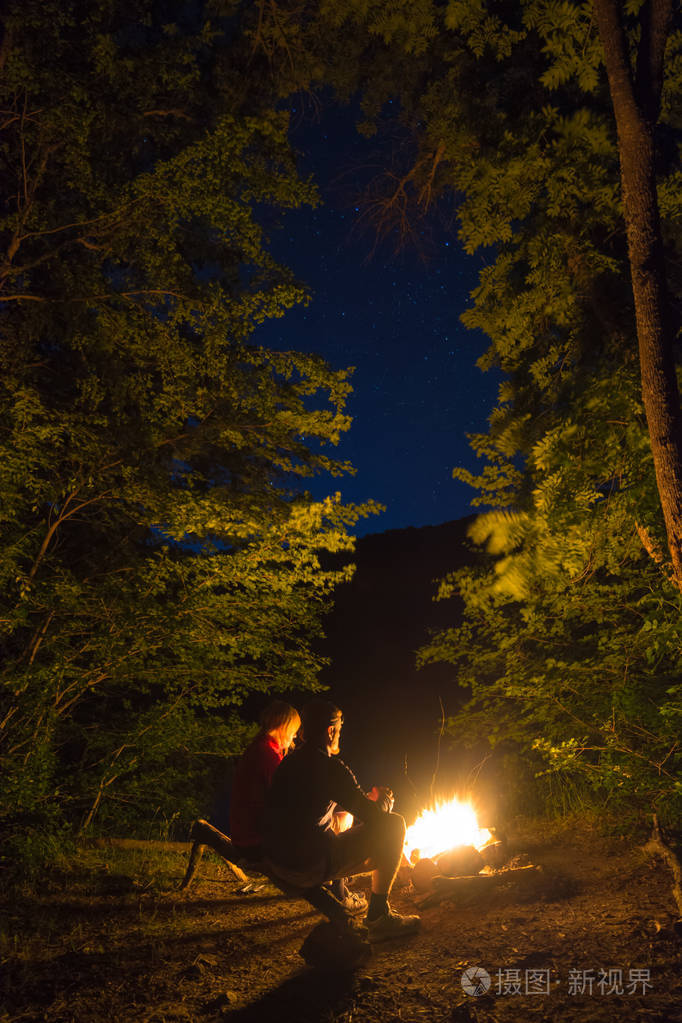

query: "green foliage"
xmin=0 ymin=0 xmax=378 ymax=836
xmin=406 ymin=0 xmax=682 ymax=823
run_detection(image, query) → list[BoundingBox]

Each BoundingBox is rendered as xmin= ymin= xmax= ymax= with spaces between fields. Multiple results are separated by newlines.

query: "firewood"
xmin=480 ymin=839 xmax=507 ymax=869
xmin=412 ymin=857 xmax=439 ymax=891
xmin=436 ymin=845 xmax=484 ymax=878
xmin=416 ymin=864 xmax=541 ymax=908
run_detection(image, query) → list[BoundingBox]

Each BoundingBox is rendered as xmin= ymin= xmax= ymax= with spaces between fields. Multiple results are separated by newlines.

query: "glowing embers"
xmin=404 ymin=797 xmax=491 ymax=863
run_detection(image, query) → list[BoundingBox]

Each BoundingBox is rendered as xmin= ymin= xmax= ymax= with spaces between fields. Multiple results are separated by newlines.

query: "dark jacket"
xmin=263 ymin=741 xmax=389 ymax=870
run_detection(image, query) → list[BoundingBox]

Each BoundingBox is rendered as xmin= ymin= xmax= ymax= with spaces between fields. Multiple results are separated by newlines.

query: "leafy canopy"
xmin=0 ymin=0 xmax=378 ymax=834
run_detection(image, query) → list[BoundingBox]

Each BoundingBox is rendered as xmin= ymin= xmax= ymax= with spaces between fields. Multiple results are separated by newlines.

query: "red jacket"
xmin=230 ymin=733 xmax=283 ymax=848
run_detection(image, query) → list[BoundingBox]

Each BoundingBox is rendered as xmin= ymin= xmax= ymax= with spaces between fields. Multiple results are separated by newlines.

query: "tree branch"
xmin=636 ymin=0 xmax=673 ymax=119
xmin=28 ymin=491 xmax=113 ymax=582
xmin=142 ymin=108 xmax=192 ymax=121
xmin=593 ymin=0 xmax=639 ymax=125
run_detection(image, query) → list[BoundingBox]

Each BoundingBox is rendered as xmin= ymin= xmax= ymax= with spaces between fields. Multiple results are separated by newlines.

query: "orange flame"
xmin=404 ymin=797 xmax=491 ymax=862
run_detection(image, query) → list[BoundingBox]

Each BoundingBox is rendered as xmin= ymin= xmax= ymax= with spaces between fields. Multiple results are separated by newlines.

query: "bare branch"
xmin=28 ymin=491 xmax=113 ymax=582
xmin=142 ymin=108 xmax=192 ymax=121
xmin=27 ymin=610 xmax=55 ymax=666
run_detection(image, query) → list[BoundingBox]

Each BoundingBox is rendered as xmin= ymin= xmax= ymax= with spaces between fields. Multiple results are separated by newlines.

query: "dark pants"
xmin=266 ymin=812 xmax=406 ymax=888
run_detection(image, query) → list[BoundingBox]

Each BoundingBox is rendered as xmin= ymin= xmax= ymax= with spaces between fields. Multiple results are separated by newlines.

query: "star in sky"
xmin=257 ymin=106 xmax=501 ymax=535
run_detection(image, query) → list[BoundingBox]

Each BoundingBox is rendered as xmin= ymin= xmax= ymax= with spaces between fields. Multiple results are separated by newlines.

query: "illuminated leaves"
xmin=0 ymin=0 xmax=373 ymax=830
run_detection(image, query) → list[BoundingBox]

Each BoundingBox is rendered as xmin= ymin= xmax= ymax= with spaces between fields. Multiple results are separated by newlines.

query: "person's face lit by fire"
xmin=327 ymin=715 xmax=343 ymax=756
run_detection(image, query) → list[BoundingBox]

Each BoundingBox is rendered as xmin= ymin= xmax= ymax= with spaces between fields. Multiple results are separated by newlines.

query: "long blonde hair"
xmin=259 ymin=700 xmax=300 ymax=735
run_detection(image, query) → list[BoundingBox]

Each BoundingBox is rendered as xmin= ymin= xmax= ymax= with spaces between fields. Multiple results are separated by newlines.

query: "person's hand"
xmin=368 ymin=785 xmax=394 ymax=812
xmin=331 ymin=810 xmax=354 ymax=834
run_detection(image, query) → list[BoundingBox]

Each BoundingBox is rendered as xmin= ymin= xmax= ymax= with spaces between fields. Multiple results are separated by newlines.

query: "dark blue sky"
xmin=257 ymin=107 xmax=501 ymax=536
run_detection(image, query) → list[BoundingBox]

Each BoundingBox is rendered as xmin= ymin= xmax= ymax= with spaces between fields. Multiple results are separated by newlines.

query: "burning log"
xmin=403 ymin=797 xmax=507 ymax=893
xmin=436 ymin=845 xmax=484 ymax=878
xmin=404 ymin=798 xmax=491 ymax=863
xmin=480 ymin=839 xmax=507 ymax=870
xmin=411 ymin=857 xmax=439 ymax=892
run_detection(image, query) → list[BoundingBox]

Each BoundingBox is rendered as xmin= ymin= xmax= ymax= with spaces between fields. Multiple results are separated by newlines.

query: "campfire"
xmin=401 ymin=796 xmax=541 ymax=905
xmin=404 ymin=797 xmax=492 ymax=863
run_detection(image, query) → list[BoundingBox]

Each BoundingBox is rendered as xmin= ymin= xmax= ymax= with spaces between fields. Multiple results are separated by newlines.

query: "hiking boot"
xmin=366 ymin=908 xmax=420 ymax=943
xmin=341 ymin=890 xmax=368 ymax=915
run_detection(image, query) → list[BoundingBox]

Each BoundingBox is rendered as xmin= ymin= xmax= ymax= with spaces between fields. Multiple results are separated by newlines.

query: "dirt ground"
xmin=2 ymin=818 xmax=681 ymax=1023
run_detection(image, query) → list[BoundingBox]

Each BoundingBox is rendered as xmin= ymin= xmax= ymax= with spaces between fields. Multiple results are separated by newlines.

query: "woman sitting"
xmin=229 ymin=700 xmax=301 ymax=860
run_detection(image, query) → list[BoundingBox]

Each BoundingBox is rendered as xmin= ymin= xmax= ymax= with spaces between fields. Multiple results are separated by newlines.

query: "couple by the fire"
xmin=218 ymin=698 xmax=420 ymax=943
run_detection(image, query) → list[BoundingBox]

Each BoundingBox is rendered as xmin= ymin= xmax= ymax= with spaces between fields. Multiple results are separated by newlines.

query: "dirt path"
xmin=2 ymin=819 xmax=680 ymax=1022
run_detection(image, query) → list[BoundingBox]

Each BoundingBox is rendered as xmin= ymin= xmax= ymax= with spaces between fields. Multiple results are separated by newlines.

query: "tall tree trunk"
xmin=593 ymin=0 xmax=682 ymax=585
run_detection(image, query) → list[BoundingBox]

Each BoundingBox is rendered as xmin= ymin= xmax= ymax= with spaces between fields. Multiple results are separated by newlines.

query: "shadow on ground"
xmin=224 ymin=968 xmax=368 ymax=1022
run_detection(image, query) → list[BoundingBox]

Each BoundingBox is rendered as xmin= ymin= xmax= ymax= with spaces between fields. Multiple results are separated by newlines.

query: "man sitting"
xmin=263 ymin=699 xmax=420 ymax=941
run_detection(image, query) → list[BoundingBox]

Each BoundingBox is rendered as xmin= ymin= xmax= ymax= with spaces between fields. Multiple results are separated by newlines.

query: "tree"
xmin=0 ymin=0 xmax=375 ymax=838
xmin=593 ymin=0 xmax=682 ymax=584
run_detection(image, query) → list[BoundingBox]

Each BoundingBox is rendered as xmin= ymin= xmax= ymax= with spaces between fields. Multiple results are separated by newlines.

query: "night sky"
xmin=257 ymin=107 xmax=501 ymax=536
